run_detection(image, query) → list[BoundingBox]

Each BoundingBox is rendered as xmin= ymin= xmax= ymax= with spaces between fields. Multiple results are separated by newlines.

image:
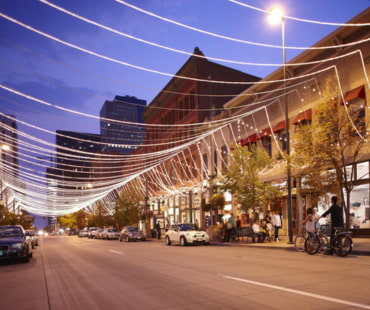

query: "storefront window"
xmin=345 ymin=184 xmax=370 ymax=229
xmin=357 ymin=161 xmax=369 ymax=180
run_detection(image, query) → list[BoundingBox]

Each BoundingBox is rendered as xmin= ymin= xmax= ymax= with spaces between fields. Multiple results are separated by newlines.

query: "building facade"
xmin=0 ymin=113 xmax=19 ymax=213
xmin=130 ymin=9 xmax=370 ymax=235
xmin=100 ymin=95 xmax=146 ymax=155
xmin=137 ymin=47 xmax=260 ymax=231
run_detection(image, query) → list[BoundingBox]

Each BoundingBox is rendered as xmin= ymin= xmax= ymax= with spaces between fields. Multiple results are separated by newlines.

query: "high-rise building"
xmin=0 ymin=114 xmax=19 ymax=212
xmin=0 ymin=113 xmax=19 ymax=176
xmin=55 ymin=130 xmax=101 ymax=188
xmin=100 ymin=95 xmax=146 ymax=155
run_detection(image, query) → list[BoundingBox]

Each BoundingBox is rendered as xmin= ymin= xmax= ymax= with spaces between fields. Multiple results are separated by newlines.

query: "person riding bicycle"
xmin=318 ymin=196 xmax=344 ymax=255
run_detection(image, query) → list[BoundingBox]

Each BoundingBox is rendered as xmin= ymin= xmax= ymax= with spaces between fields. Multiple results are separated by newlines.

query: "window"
xmin=356 ymin=161 xmax=369 ymax=181
xmin=261 ymin=136 xmax=272 ymax=156
xmin=273 ymin=121 xmax=287 ymax=152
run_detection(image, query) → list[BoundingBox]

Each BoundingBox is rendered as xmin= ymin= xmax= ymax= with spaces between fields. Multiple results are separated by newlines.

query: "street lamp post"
xmin=0 ymin=144 xmax=10 ymax=205
xmin=269 ymin=8 xmax=294 ymax=244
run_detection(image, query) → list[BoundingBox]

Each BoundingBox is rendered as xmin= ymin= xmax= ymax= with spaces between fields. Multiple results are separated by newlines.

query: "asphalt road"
xmin=1 ymin=235 xmax=370 ymax=310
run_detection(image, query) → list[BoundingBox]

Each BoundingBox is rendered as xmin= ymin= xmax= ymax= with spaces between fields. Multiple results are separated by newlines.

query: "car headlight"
xmin=10 ymin=243 xmax=23 ymax=249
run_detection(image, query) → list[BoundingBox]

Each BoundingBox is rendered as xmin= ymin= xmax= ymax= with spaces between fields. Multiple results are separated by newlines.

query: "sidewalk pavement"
xmin=208 ymin=236 xmax=370 ymax=256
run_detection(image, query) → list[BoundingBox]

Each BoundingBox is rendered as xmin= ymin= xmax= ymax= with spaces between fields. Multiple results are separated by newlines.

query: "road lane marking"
xmin=220 ymin=274 xmax=370 ymax=309
xmin=109 ymin=250 xmax=125 ymax=255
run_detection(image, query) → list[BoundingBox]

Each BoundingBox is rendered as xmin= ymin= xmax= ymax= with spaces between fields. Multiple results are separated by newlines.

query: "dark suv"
xmin=0 ymin=225 xmax=33 ymax=263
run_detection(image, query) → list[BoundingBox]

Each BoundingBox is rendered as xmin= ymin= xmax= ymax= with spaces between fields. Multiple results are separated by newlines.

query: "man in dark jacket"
xmin=318 ymin=196 xmax=344 ymax=255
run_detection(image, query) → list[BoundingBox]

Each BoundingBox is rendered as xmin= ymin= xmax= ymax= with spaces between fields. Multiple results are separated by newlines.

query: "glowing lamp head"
xmin=268 ymin=7 xmax=284 ymax=24
xmin=1 ymin=144 xmax=10 ymax=151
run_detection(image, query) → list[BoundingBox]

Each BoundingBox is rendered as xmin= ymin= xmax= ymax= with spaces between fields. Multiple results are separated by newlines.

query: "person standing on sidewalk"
xmin=272 ymin=210 xmax=282 ymax=242
xmin=155 ymin=221 xmax=161 ymax=240
xmin=301 ymin=208 xmax=316 ymax=236
xmin=227 ymin=213 xmax=235 ymax=241
xmin=318 ymin=196 xmax=344 ymax=255
xmin=235 ymin=215 xmax=241 ymax=240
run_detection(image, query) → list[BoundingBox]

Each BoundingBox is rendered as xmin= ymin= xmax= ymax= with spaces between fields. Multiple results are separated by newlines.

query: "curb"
xmin=208 ymin=241 xmax=370 ymax=256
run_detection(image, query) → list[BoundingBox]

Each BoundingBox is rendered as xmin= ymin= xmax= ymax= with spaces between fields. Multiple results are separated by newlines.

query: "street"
xmin=1 ymin=236 xmax=370 ymax=310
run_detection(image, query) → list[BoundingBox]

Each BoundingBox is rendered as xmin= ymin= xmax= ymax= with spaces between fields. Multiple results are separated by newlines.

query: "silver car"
xmin=119 ymin=226 xmax=146 ymax=242
xmin=102 ymin=228 xmax=120 ymax=240
xmin=25 ymin=230 xmax=39 ymax=248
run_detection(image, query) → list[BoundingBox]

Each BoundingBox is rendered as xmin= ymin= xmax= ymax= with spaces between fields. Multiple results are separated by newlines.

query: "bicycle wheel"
xmin=318 ymin=234 xmax=329 ymax=254
xmin=333 ymin=235 xmax=353 ymax=257
xmin=305 ymin=235 xmax=320 ymax=255
xmin=217 ymin=232 xmax=224 ymax=242
xmin=294 ymin=234 xmax=306 ymax=252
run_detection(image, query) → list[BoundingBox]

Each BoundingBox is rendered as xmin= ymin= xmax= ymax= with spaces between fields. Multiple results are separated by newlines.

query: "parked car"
xmin=165 ymin=223 xmax=209 ymax=246
xmin=0 ymin=225 xmax=33 ymax=263
xmin=88 ymin=227 xmax=99 ymax=239
xmin=102 ymin=228 xmax=120 ymax=240
xmin=25 ymin=230 xmax=39 ymax=248
xmin=96 ymin=228 xmax=105 ymax=239
xmin=78 ymin=229 xmax=89 ymax=238
xmin=119 ymin=226 xmax=146 ymax=242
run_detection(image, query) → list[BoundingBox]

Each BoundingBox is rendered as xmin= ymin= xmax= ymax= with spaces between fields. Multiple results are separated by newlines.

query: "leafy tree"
xmin=292 ymin=78 xmax=370 ymax=229
xmin=114 ymin=191 xmax=141 ymax=229
xmin=75 ymin=209 xmax=88 ymax=229
xmin=292 ymin=115 xmax=340 ymax=208
xmin=0 ymin=205 xmax=34 ymax=228
xmin=0 ymin=205 xmax=18 ymax=225
xmin=88 ymin=202 xmax=114 ymax=228
xmin=222 ymin=144 xmax=281 ymax=213
xmin=58 ymin=213 xmax=78 ymax=230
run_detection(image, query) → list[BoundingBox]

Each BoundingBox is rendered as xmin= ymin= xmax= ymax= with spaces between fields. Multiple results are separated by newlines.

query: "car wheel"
xmin=165 ymin=236 xmax=171 ymax=246
xmin=180 ymin=236 xmax=187 ymax=247
xmin=142 ymin=238 xmax=146 ymax=242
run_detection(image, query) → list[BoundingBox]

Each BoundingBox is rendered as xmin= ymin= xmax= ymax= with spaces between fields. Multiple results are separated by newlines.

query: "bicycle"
xmin=216 ymin=227 xmax=227 ymax=242
xmin=331 ymin=227 xmax=353 ymax=257
xmin=305 ymin=227 xmax=329 ymax=255
xmin=294 ymin=226 xmax=307 ymax=252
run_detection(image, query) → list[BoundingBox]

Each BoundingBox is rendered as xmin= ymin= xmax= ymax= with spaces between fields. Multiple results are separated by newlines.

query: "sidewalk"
xmin=209 ymin=236 xmax=370 ymax=256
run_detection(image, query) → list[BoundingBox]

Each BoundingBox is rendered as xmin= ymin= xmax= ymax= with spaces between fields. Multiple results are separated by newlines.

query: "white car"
xmin=165 ymin=223 xmax=209 ymax=246
xmin=102 ymin=228 xmax=120 ymax=240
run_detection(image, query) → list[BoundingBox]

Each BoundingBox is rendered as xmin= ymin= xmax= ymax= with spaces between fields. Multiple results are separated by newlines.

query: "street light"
xmin=268 ymin=7 xmax=294 ymax=244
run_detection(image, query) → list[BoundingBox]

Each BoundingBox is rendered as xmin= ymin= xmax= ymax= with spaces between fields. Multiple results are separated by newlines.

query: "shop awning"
xmin=342 ymin=85 xmax=365 ymax=104
xmin=293 ymin=109 xmax=312 ymax=125
xmin=257 ymin=127 xmax=272 ymax=139
xmin=240 ymin=133 xmax=257 ymax=145
xmin=273 ymin=121 xmax=286 ymax=132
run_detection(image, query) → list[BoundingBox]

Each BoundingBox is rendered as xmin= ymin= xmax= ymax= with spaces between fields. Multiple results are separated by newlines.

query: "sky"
xmin=0 ymin=0 xmax=369 ymax=226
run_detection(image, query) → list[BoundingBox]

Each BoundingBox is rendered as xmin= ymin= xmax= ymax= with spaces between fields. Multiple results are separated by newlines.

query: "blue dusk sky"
xmin=0 ymin=0 xmax=369 ymax=224
xmin=1 ymin=0 xmax=369 ymax=138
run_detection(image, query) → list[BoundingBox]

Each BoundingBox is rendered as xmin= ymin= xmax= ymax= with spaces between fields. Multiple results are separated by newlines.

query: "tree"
xmin=292 ymin=78 xmax=370 ymax=229
xmin=114 ymin=191 xmax=141 ymax=228
xmin=222 ymin=144 xmax=281 ymax=213
xmin=75 ymin=209 xmax=88 ymax=229
xmin=58 ymin=213 xmax=78 ymax=230
xmin=88 ymin=202 xmax=114 ymax=228
xmin=0 ymin=205 xmax=34 ymax=228
xmin=292 ymin=114 xmax=339 ymax=208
